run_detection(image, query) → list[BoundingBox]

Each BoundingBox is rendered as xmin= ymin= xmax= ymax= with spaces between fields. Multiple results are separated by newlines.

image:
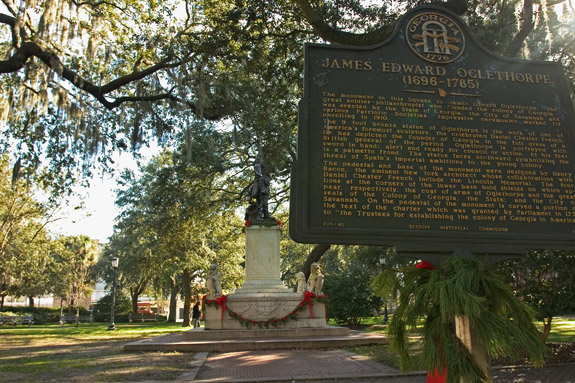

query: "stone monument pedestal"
xmin=234 ymin=224 xmax=291 ymax=294
xmin=204 ymin=292 xmax=328 ymax=330
xmin=204 ymin=223 xmax=339 ymax=333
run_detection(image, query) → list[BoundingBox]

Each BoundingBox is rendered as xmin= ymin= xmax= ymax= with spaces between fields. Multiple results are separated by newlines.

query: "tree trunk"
xmin=28 ymin=296 xmax=34 ymax=308
xmin=75 ymin=305 xmax=80 ymax=327
xmin=68 ymin=297 xmax=75 ymax=314
xmin=303 ymin=244 xmax=331 ymax=279
xmin=130 ymin=278 xmax=149 ymax=314
xmin=540 ymin=316 xmax=552 ymax=342
xmin=503 ymin=0 xmax=535 ymax=58
xmin=130 ymin=288 xmax=139 ymax=313
xmin=168 ymin=276 xmax=180 ymax=323
xmin=182 ymin=269 xmax=192 ymax=327
xmin=1 ymin=294 xmax=5 ymax=310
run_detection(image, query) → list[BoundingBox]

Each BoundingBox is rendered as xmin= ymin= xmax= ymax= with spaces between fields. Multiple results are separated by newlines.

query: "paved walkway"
xmin=175 ymin=349 xmax=575 ymax=382
xmin=191 ymin=350 xmax=404 ymax=382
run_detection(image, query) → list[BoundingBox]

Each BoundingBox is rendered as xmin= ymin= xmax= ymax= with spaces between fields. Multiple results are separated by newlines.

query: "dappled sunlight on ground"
xmin=0 ymin=325 xmax=194 ymax=382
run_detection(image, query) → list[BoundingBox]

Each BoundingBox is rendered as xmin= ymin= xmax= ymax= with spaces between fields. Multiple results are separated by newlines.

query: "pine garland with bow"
xmin=385 ymin=254 xmax=546 ymax=383
xmin=202 ymin=292 xmax=328 ymax=329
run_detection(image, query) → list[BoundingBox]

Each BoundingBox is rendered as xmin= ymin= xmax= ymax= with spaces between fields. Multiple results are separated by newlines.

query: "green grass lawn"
xmin=0 ymin=322 xmax=193 ymax=382
xmin=329 ymin=315 xmax=575 ymax=342
xmin=338 ymin=315 xmax=575 ymax=369
xmin=1 ymin=321 xmax=190 ymax=338
xmin=0 ymin=317 xmax=573 ymax=381
xmin=543 ymin=317 xmax=575 ymax=342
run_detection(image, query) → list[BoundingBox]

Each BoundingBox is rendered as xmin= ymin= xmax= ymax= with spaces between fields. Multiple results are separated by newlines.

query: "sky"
xmin=47 ymin=148 xmax=158 ymax=244
xmin=49 ymin=175 xmax=120 ymax=243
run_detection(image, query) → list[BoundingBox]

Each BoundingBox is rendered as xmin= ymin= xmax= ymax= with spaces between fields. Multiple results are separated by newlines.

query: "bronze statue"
xmin=246 ymin=155 xmax=275 ymax=221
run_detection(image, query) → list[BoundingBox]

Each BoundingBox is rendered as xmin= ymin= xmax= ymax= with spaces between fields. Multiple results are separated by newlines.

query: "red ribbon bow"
xmin=215 ymin=295 xmax=228 ymax=319
xmin=303 ymin=291 xmax=315 ymax=318
xmin=427 ymin=339 xmax=447 ymax=382
xmin=416 ymin=261 xmax=436 ymax=270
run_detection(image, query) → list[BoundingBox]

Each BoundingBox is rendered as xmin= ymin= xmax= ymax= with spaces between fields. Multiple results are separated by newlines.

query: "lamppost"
xmin=379 ymin=255 xmax=386 ymax=267
xmin=379 ymin=255 xmax=389 ymax=325
xmin=107 ymin=257 xmax=119 ymax=331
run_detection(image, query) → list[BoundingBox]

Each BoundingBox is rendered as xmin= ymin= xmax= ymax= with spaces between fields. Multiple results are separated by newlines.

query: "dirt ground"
xmin=0 ymin=336 xmax=196 ymax=382
xmin=546 ymin=342 xmax=575 ymax=364
xmin=349 ymin=324 xmax=575 ymax=366
xmin=492 ymin=342 xmax=575 ymax=366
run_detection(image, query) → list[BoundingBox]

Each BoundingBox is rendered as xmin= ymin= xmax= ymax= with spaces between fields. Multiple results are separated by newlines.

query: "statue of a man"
xmin=248 ymin=156 xmax=274 ymax=220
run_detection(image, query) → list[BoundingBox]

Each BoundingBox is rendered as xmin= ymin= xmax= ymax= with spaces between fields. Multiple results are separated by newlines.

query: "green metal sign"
xmin=290 ymin=6 xmax=575 ymax=256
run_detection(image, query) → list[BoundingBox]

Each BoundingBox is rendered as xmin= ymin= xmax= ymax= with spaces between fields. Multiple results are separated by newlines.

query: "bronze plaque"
xmin=290 ymin=6 xmax=575 ymax=255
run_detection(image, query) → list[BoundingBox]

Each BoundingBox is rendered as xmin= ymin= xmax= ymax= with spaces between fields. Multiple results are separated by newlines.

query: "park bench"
xmin=18 ymin=315 xmax=35 ymax=327
xmin=0 ymin=315 xmax=19 ymax=327
xmin=128 ymin=312 xmax=158 ymax=323
xmin=0 ymin=315 xmax=34 ymax=327
xmin=59 ymin=314 xmax=94 ymax=326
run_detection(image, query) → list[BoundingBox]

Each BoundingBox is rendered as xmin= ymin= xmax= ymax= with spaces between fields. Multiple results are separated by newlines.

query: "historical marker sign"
xmin=290 ymin=6 xmax=575 ymax=255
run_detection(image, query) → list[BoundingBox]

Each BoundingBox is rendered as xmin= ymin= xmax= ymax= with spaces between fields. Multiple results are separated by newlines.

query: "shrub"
xmin=0 ymin=307 xmax=61 ymax=324
xmin=92 ymin=293 xmax=132 ymax=323
xmin=324 ymin=262 xmax=384 ymax=325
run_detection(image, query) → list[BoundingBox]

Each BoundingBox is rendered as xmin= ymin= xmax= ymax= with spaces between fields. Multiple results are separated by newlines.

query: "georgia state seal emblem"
xmin=406 ymin=11 xmax=465 ymax=64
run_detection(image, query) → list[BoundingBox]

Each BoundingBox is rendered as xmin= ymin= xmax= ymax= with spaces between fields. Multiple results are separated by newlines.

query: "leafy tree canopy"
xmin=2 ymin=0 xmax=575 ymax=288
xmin=49 ymin=235 xmax=99 ymax=313
xmin=318 ymin=245 xmax=385 ymax=324
xmin=108 ymin=140 xmax=245 ymax=324
xmin=0 ymin=154 xmax=56 ymax=306
xmin=2 ymin=0 xmax=573 ymax=197
xmin=495 ymin=250 xmax=575 ymax=341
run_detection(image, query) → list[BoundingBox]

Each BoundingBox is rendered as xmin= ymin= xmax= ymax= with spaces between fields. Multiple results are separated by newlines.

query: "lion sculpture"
xmin=296 ymin=272 xmax=306 ymax=293
xmin=307 ymin=262 xmax=324 ymax=296
xmin=205 ymin=262 xmax=222 ymax=297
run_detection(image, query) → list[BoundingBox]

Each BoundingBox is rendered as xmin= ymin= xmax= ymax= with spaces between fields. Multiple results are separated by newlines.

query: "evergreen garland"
xmin=244 ymin=220 xmax=283 ymax=228
xmin=387 ymin=253 xmax=546 ymax=383
xmin=202 ymin=293 xmax=328 ymax=329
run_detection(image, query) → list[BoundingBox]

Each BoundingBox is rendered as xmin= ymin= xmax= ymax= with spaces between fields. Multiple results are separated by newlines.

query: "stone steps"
xmin=183 ymin=326 xmax=350 ymax=340
xmin=123 ymin=329 xmax=388 ymax=353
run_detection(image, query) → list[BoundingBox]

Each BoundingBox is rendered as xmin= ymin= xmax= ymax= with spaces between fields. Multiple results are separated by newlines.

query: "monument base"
xmin=233 ymin=280 xmax=294 ymax=294
xmin=125 ymin=325 xmax=388 ymax=352
xmin=183 ymin=326 xmax=349 ymax=341
xmin=204 ymin=292 xmax=328 ymax=330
